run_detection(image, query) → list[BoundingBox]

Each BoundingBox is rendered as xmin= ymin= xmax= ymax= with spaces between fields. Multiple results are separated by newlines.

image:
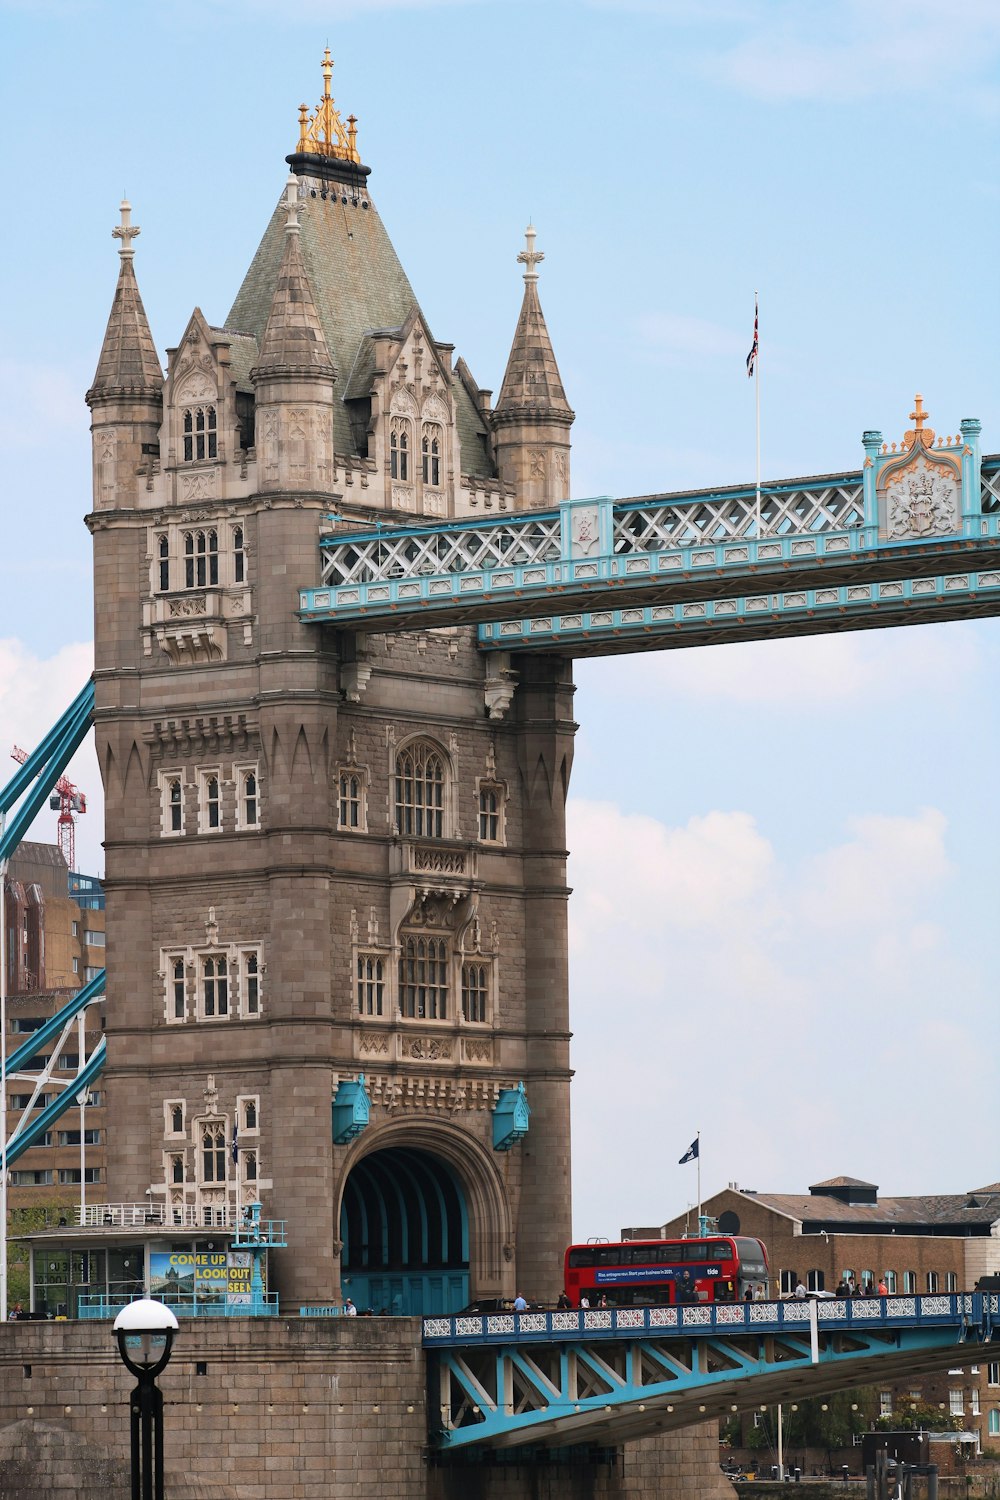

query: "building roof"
xmin=225 ymin=173 xmax=494 ymax=476
xmin=88 ymin=254 xmax=163 ymax=400
xmin=737 ymin=1185 xmax=1000 ymax=1232
xmin=253 ymin=220 xmax=336 ymax=380
xmin=494 ymin=277 xmax=573 ymax=424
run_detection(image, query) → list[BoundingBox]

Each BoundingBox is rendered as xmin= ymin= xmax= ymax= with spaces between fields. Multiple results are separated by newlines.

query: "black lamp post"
xmin=113 ymin=1298 xmax=179 ymax=1500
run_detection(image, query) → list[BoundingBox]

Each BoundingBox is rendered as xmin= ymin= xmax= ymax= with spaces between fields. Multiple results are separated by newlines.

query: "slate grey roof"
xmin=254 ymin=227 xmax=335 ymax=379
xmin=742 ymin=1187 xmax=1000 ymax=1230
xmin=226 ymin=182 xmax=494 ymax=476
xmin=810 ymin=1176 xmax=879 ymax=1191
xmin=88 ymin=256 xmax=163 ymax=399
xmin=217 ymin=331 xmax=259 ymax=394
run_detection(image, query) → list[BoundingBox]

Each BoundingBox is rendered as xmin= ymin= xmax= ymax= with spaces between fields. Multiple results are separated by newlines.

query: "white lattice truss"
xmin=321 ymin=467 xmax=1000 ymax=588
xmin=322 ymin=515 xmax=563 ymax=587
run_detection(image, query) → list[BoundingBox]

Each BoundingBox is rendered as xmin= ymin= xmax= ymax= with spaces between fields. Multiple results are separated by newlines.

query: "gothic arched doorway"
xmin=340 ymin=1146 xmax=470 ymax=1315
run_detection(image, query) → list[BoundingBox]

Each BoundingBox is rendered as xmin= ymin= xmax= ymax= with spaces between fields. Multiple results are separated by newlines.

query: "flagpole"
xmin=697 ymin=1130 xmax=702 ymax=1234
xmin=754 ymin=290 xmax=762 ymax=540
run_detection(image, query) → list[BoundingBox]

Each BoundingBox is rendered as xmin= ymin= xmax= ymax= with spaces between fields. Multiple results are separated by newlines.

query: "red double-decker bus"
xmin=563 ymin=1236 xmax=769 ymax=1307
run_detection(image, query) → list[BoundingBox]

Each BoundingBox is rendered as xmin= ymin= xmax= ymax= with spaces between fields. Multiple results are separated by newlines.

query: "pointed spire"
xmin=253 ymin=176 xmax=336 ymax=381
xmin=87 ymin=199 xmax=163 ymax=400
xmin=494 ymin=225 xmax=572 ymax=422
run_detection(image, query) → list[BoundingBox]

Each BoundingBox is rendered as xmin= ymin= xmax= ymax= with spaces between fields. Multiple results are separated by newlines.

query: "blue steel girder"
xmin=423 ymin=1294 xmax=997 ymax=1451
xmin=298 ymin=453 xmax=1000 ymax=653
xmin=3 ymin=969 xmax=108 ymax=1164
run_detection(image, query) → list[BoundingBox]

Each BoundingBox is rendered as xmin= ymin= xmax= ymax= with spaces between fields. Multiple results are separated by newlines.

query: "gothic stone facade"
xmin=85 ymin=132 xmax=577 ymax=1307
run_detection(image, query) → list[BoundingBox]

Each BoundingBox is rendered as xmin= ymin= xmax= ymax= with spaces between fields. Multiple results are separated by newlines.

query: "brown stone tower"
xmin=86 ymin=55 xmax=576 ymax=1310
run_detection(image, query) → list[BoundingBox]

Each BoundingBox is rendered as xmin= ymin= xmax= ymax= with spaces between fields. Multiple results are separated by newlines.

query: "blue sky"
xmin=2 ymin=0 xmax=999 ymax=1241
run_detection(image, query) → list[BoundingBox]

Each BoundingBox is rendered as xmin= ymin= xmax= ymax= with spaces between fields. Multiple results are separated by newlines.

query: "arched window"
xmin=171 ymin=1155 xmax=185 ymax=1184
xmin=356 ymin=953 xmax=385 ymax=1016
xmin=171 ymin=958 xmax=186 ymax=1021
xmin=242 ymin=952 xmax=260 ymax=1016
xmin=233 ymin=526 xmax=245 ymax=584
xmin=399 ymin=935 xmax=449 ymax=1019
xmin=184 ymin=530 xmax=219 ymax=588
xmin=168 ymin=778 xmax=183 ymax=834
xmin=807 ymin=1269 xmax=825 ymax=1292
xmin=202 ymin=956 xmax=228 ymax=1018
xmin=461 ymin=961 xmax=488 ymax=1023
xmin=478 ymin=784 xmax=503 ymax=843
xmin=421 ymin=424 xmax=442 ymax=487
xmin=240 ymin=770 xmax=258 ymax=829
xmin=389 ymin=417 xmax=411 ymax=481
xmin=395 ymin=741 xmax=445 ymax=838
xmin=244 ymin=1151 xmax=257 ymax=1183
xmin=243 ymin=1100 xmax=257 ymax=1131
xmin=903 ymin=1270 xmax=916 ymax=1293
xmin=201 ymin=1124 xmax=226 ymax=1182
xmin=182 ymin=406 xmax=217 ymax=462
xmin=170 ymin=1104 xmax=184 ymax=1134
xmin=339 ymin=771 xmax=362 ymax=830
xmin=158 ymin=534 xmax=170 ymax=591
xmin=205 ymin=775 xmax=220 ymax=830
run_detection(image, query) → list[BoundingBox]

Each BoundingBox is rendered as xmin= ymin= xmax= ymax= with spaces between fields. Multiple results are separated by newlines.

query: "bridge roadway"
xmin=298 ymin=449 xmax=1000 ymax=655
xmin=423 ymin=1292 xmax=998 ymax=1450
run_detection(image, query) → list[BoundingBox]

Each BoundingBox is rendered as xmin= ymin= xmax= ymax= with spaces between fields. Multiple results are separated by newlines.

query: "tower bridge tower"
xmin=85 ymin=54 xmax=576 ymax=1310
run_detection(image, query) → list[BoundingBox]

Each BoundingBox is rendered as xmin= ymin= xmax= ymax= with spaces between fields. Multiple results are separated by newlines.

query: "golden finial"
xmin=294 ymin=50 xmax=361 ymax=164
xmin=903 ymin=393 xmax=935 ymax=450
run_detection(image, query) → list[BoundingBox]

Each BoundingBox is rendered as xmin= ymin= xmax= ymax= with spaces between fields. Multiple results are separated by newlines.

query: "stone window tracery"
xmin=198 ymin=770 xmax=222 ymax=833
xmin=390 ymin=417 xmax=411 ymax=481
xmin=158 ymin=534 xmax=170 ymax=591
xmin=399 ymin=934 xmax=449 ymax=1020
xmin=171 ymin=957 xmax=186 ymax=1020
xmin=338 ymin=769 xmax=365 ymax=831
xmin=477 ymin=783 xmax=504 ymax=843
xmin=461 ymin=961 xmax=488 ymax=1023
xmin=202 ymin=955 xmax=228 ymax=1018
xmin=395 ymin=740 xmax=445 ymax=838
xmin=235 ymin=766 xmax=260 ymax=831
xmin=163 ymin=945 xmax=262 ymax=1024
xmin=184 ymin=529 xmax=219 ymax=589
xmin=182 ymin=406 xmax=217 ymax=463
xmin=241 ymin=951 xmax=260 ymax=1017
xmin=421 ymin=424 xmax=442 ymax=487
xmin=200 ymin=1123 xmax=227 ymax=1183
xmin=158 ymin=771 xmax=185 ymax=837
xmin=356 ymin=952 xmax=385 ymax=1016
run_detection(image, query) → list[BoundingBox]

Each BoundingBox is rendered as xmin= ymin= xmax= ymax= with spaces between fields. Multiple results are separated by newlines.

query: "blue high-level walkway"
xmin=299 ymin=423 xmax=1000 ymax=656
xmin=424 ymin=1292 xmax=998 ymax=1450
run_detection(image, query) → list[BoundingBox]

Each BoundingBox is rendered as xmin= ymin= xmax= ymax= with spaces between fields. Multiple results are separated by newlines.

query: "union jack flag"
xmin=746 ymin=297 xmax=758 ymax=378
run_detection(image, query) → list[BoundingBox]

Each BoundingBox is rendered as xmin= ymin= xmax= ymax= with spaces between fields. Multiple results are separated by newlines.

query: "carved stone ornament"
xmin=886 ymin=458 xmax=959 ymax=540
xmin=176 ymin=372 xmax=216 ymax=404
xmin=570 ymin=506 xmax=600 ymax=557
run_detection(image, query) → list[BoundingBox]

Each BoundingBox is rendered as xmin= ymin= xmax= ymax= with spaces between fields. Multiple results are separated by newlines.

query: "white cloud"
xmin=586 ymin=624 xmax=982 ymax=707
xmin=706 ymin=0 xmax=1000 ymax=103
xmin=0 ymin=638 xmax=103 ymax=877
xmin=567 ymin=795 xmax=992 ymax=1237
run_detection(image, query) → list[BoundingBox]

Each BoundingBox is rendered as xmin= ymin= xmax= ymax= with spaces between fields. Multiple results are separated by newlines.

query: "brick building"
xmin=626 ymin=1175 xmax=1000 ymax=1452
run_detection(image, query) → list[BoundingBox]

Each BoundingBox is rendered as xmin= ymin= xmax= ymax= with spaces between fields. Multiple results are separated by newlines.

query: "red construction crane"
xmin=11 ymin=746 xmax=87 ymax=871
